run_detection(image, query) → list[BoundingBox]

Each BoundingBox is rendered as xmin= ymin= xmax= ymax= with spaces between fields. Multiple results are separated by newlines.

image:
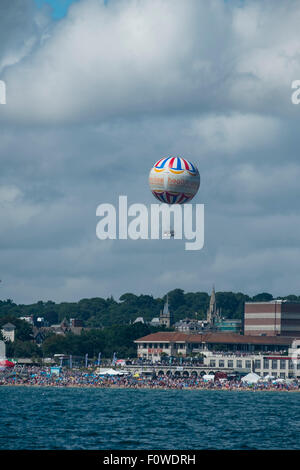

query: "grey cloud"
xmin=1 ymin=0 xmax=300 ymax=303
xmin=0 ymin=0 xmax=51 ymax=74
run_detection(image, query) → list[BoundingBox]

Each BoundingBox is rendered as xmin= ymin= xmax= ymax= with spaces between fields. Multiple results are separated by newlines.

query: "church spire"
xmin=159 ymin=294 xmax=173 ymax=328
xmin=209 ymin=285 xmax=216 ymax=306
xmin=163 ymin=294 xmax=169 ymax=315
xmin=207 ymin=285 xmax=220 ymax=326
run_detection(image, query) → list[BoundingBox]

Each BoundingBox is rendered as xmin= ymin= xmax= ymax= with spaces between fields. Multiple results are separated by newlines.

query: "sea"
xmin=0 ymin=386 xmax=299 ymax=450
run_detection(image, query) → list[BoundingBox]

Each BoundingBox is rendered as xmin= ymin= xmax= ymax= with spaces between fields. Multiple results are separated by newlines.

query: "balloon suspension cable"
xmin=163 ymin=204 xmax=175 ymax=239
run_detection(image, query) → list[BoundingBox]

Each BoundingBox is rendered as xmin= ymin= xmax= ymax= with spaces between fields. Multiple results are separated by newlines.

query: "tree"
xmin=42 ymin=334 xmax=68 ymax=356
xmin=12 ymin=340 xmax=42 ymax=358
xmin=252 ymin=293 xmax=273 ymax=302
xmin=167 ymin=289 xmax=185 ymax=310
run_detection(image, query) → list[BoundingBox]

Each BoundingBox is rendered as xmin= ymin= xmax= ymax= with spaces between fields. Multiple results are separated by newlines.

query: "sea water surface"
xmin=0 ymin=386 xmax=299 ymax=449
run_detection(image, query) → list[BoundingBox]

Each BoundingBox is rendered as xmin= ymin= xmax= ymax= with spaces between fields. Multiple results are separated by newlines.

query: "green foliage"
xmin=41 ymin=323 xmax=159 ymax=358
xmin=2 ymin=289 xmax=300 ymax=361
xmin=9 ymin=340 xmax=42 ymax=358
xmin=216 ymin=292 xmax=251 ymax=319
xmin=2 ymin=288 xmax=300 ymax=360
xmin=252 ymin=293 xmax=273 ymax=302
xmin=1 ymin=290 xmax=299 ymax=329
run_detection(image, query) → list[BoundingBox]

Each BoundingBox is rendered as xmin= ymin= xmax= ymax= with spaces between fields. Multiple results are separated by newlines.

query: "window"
xmin=263 ymin=359 xmax=269 ymax=369
xmin=219 ymin=360 xmax=224 ymax=367
xmin=236 ymin=360 xmax=242 ymax=368
xmin=245 ymin=360 xmax=251 ymax=369
xmin=280 ymin=360 xmax=286 ymax=370
xmin=209 ymin=360 xmax=216 ymax=367
xmin=254 ymin=360 xmax=261 ymax=369
xmin=228 ymin=360 xmax=233 ymax=368
xmin=272 ymin=360 xmax=278 ymax=370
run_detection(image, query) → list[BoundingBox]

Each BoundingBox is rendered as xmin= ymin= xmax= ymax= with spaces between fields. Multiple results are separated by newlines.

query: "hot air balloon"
xmin=149 ymin=157 xmax=200 ymax=238
xmin=149 ymin=156 xmax=200 ymax=204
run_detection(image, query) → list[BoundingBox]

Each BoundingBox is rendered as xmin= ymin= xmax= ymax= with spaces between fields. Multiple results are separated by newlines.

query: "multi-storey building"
xmin=203 ymin=348 xmax=300 ymax=379
xmin=244 ymin=300 xmax=300 ymax=337
xmin=135 ymin=331 xmax=294 ymax=362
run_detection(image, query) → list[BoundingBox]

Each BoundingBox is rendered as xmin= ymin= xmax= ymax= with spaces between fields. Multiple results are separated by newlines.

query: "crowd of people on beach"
xmin=0 ymin=366 xmax=299 ymax=391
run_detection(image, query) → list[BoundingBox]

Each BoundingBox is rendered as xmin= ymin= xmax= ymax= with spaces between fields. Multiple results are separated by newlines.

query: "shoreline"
xmin=1 ymin=383 xmax=298 ymax=392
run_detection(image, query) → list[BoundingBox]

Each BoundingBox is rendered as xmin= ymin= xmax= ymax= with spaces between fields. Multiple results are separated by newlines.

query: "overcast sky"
xmin=1 ymin=0 xmax=300 ymax=304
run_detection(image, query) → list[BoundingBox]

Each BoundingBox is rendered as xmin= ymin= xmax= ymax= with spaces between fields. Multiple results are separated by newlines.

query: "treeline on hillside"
xmin=3 ymin=323 xmax=161 ymax=359
xmin=0 ymin=289 xmax=297 ymax=327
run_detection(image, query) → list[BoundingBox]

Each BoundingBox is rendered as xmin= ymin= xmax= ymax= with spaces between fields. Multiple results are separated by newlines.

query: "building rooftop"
xmin=133 ymin=317 xmax=145 ymax=324
xmin=135 ymin=331 xmax=295 ymax=346
xmin=2 ymin=323 xmax=16 ymax=329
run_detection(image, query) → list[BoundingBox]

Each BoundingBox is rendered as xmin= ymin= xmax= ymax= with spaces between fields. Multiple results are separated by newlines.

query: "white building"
xmin=133 ymin=317 xmax=145 ymax=324
xmin=135 ymin=332 xmax=295 ymax=368
xmin=1 ymin=323 xmax=16 ymax=342
xmin=203 ymin=351 xmax=300 ymax=379
xmin=149 ymin=317 xmax=160 ymax=327
xmin=20 ymin=316 xmax=34 ymax=325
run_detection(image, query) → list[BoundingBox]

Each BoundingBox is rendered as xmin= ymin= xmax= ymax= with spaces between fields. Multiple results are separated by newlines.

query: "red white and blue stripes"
xmin=151 ymin=191 xmax=194 ymax=204
xmin=154 ymin=157 xmax=197 ymax=175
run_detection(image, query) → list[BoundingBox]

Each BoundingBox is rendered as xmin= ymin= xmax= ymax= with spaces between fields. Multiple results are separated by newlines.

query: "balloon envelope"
xmin=149 ymin=157 xmax=200 ymax=204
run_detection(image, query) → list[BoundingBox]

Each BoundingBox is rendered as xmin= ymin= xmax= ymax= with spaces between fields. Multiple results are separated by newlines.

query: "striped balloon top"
xmin=153 ymin=157 xmax=197 ymax=175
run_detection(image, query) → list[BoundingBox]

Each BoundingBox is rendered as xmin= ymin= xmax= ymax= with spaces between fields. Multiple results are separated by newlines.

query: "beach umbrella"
xmin=0 ymin=359 xmax=15 ymax=368
xmin=241 ymin=373 xmax=261 ymax=384
xmin=116 ymin=359 xmax=126 ymax=366
xmin=263 ymin=374 xmax=275 ymax=381
xmin=203 ymin=374 xmax=215 ymax=382
xmin=96 ymin=368 xmax=121 ymax=376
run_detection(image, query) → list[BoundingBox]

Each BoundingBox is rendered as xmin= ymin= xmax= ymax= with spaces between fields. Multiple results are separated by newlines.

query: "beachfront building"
xmin=135 ymin=331 xmax=294 ymax=362
xmin=1 ymin=323 xmax=16 ymax=342
xmin=244 ymin=300 xmax=300 ymax=337
xmin=203 ymin=349 xmax=300 ymax=379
